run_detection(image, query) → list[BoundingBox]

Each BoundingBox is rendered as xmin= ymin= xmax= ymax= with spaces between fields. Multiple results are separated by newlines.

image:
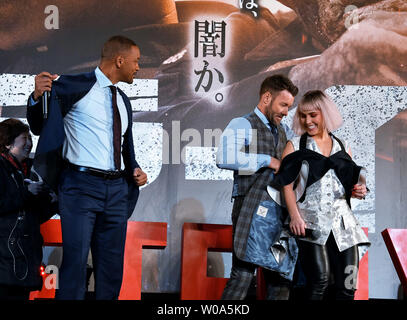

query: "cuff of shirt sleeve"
xmin=257 ymin=154 xmax=271 ymax=170
xmin=28 ymin=93 xmax=38 ymax=106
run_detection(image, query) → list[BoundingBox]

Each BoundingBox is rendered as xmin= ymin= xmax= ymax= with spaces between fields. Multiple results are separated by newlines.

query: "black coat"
xmin=273 ymin=133 xmax=364 ymax=208
xmin=0 ymin=156 xmax=56 ymax=289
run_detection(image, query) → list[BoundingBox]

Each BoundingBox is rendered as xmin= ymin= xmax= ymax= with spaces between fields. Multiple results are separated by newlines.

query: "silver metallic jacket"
xmin=268 ymin=135 xmax=370 ymax=252
xmin=290 ymin=135 xmax=370 ymax=251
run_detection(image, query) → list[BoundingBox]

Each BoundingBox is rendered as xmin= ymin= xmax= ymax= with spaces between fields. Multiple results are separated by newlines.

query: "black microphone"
xmin=289 ymin=228 xmax=321 ymax=240
xmin=42 ymin=91 xmax=49 ymax=119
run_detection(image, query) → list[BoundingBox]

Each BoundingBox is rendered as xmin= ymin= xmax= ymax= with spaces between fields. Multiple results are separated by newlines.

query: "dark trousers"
xmin=297 ymin=232 xmax=359 ymax=300
xmin=0 ymin=285 xmax=30 ymax=300
xmin=221 ymin=197 xmax=291 ymax=300
xmin=55 ymin=168 xmax=129 ymax=300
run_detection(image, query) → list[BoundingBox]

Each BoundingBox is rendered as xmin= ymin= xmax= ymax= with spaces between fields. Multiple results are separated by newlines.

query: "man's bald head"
xmin=101 ymin=35 xmax=138 ymax=61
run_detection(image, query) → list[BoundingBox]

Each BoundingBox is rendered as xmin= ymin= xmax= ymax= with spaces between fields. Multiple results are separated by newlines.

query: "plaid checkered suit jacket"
xmin=232 ymin=112 xmax=287 ymax=259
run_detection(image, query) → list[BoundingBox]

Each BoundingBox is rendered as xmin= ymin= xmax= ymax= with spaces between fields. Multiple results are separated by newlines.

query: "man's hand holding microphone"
xmin=33 ymin=72 xmax=58 ymax=101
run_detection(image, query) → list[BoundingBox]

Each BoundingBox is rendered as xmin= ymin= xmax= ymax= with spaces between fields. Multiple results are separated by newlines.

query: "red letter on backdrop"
xmin=29 ymin=220 xmax=167 ymax=300
xmin=180 ymin=223 xmax=232 ymax=299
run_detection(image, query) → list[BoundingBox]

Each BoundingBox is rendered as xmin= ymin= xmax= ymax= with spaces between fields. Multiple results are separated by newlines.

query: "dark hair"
xmin=101 ymin=35 xmax=138 ymax=60
xmin=259 ymin=74 xmax=298 ymax=98
xmin=0 ymin=118 xmax=30 ymax=153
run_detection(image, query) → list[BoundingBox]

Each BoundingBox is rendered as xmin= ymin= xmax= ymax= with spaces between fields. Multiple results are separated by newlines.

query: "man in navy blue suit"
xmin=27 ymin=35 xmax=147 ymax=300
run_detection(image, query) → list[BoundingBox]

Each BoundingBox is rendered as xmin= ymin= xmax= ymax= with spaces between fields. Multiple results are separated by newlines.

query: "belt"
xmin=66 ymin=162 xmax=125 ymax=180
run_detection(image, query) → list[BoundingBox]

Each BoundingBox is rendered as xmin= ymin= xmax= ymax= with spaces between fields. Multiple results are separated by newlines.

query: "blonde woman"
xmin=273 ymin=90 xmax=370 ymax=300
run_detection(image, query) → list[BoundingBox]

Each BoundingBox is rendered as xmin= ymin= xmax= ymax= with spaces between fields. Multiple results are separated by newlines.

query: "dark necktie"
xmin=109 ymin=85 xmax=121 ymax=170
xmin=269 ymin=123 xmax=279 ymax=147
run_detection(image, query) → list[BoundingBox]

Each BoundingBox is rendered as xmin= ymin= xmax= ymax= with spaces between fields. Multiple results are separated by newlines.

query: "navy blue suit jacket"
xmin=26 ymin=71 xmax=140 ymax=218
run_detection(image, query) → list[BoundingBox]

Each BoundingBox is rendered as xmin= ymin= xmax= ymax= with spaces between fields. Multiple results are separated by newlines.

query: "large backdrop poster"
xmin=0 ymin=0 xmax=406 ymax=298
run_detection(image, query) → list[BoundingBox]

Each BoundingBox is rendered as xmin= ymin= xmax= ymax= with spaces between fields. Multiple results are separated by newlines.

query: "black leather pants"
xmin=297 ymin=232 xmax=359 ymax=300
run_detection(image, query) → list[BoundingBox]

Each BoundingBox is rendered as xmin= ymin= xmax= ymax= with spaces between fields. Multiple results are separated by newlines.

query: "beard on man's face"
xmin=265 ymin=98 xmax=278 ymax=125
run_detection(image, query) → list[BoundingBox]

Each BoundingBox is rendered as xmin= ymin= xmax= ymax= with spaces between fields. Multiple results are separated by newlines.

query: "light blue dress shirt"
xmin=29 ymin=67 xmax=128 ymax=170
xmin=216 ymin=107 xmax=293 ymax=173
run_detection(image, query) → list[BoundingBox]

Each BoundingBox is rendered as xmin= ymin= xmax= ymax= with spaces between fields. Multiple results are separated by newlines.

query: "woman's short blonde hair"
xmin=292 ymin=90 xmax=343 ymax=135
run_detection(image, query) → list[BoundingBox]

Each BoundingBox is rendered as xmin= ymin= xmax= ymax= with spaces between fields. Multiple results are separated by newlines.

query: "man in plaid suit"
xmin=216 ymin=75 xmax=298 ymax=300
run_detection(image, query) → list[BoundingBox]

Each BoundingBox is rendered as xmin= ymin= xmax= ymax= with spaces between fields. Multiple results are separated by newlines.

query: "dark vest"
xmin=233 ymin=112 xmax=287 ymax=196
